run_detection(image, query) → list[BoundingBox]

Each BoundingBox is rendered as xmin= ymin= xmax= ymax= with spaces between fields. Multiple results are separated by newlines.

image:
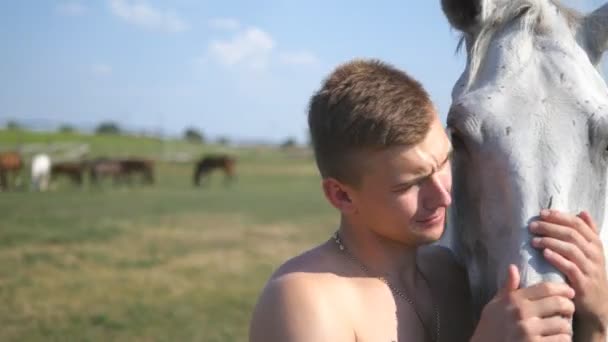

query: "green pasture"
xmin=0 ymin=130 xmax=335 ymax=341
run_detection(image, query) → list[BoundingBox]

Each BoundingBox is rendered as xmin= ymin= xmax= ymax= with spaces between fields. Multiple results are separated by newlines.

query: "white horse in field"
xmin=31 ymin=154 xmax=51 ymax=192
xmin=440 ymin=0 xmax=608 ymax=336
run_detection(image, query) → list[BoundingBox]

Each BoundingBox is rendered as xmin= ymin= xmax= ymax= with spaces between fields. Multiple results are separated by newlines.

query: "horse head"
xmin=441 ymin=0 xmax=608 ymax=318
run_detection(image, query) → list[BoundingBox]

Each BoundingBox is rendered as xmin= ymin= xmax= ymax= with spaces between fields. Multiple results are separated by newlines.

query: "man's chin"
xmin=412 ymin=220 xmax=445 ymax=243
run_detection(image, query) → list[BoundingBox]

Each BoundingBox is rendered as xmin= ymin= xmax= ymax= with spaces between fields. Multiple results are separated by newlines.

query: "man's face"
xmin=351 ymin=117 xmax=453 ymax=246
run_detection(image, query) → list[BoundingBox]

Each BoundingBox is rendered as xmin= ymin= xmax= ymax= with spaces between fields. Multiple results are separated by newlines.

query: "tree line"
xmin=3 ymin=120 xmax=302 ymax=147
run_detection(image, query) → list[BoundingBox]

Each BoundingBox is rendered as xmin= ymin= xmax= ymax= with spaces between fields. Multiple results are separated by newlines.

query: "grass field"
xmin=0 ymin=130 xmax=336 ymax=341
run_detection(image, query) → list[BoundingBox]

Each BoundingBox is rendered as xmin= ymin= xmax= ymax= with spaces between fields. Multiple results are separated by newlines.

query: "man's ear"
xmin=322 ymin=178 xmax=357 ymax=214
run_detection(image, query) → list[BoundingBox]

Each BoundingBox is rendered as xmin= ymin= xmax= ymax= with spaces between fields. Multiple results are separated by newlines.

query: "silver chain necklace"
xmin=332 ymin=231 xmax=440 ymax=342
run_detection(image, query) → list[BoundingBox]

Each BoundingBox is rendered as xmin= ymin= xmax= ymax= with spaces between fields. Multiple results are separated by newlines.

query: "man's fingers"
xmin=540 ymin=335 xmax=574 ymax=342
xmin=516 ymin=316 xmax=572 ymax=339
xmin=518 ymin=282 xmax=575 ymax=301
xmin=500 ymin=264 xmax=520 ymax=295
xmin=578 ymin=211 xmax=598 ymax=233
xmin=532 ymin=237 xmax=590 ymax=273
xmin=539 ymin=209 xmax=596 ymax=242
xmin=530 ymin=221 xmax=590 ymax=257
xmin=528 ymin=296 xmax=575 ymax=318
xmin=542 ymin=249 xmax=586 ymax=291
xmin=537 ymin=316 xmax=573 ymax=336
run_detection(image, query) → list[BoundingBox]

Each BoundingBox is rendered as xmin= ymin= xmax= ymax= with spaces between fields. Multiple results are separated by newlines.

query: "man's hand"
xmin=471 ymin=265 xmax=575 ymax=342
xmin=530 ymin=209 xmax=608 ymax=340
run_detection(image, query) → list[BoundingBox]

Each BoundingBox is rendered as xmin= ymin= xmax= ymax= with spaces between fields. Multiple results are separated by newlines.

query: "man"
xmin=249 ymin=59 xmax=607 ymax=341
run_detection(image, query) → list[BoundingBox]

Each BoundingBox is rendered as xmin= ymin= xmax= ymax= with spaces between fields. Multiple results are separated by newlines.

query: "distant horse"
xmin=31 ymin=154 xmax=51 ymax=191
xmin=117 ymin=158 xmax=155 ymax=184
xmin=51 ymin=160 xmax=87 ymax=187
xmin=0 ymin=151 xmax=23 ymax=191
xmin=193 ymin=154 xmax=236 ymax=186
xmin=89 ymin=158 xmax=123 ymax=186
xmin=90 ymin=157 xmax=154 ymax=186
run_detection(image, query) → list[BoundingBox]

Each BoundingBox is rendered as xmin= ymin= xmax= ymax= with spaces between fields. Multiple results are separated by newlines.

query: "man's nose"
xmin=423 ymin=173 xmax=452 ymax=210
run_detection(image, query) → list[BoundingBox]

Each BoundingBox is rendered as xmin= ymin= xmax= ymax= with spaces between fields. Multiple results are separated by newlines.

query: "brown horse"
xmin=89 ymin=158 xmax=122 ymax=185
xmin=90 ymin=157 xmax=154 ymax=186
xmin=193 ymin=154 xmax=236 ymax=186
xmin=0 ymin=151 xmax=23 ymax=191
xmin=51 ymin=161 xmax=87 ymax=186
xmin=117 ymin=158 xmax=155 ymax=184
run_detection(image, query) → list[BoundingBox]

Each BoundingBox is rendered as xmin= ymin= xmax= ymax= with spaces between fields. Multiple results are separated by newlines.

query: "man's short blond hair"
xmin=308 ymin=59 xmax=434 ymax=185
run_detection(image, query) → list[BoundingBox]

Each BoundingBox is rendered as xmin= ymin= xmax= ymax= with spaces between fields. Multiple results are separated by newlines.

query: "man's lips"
xmin=415 ymin=212 xmax=444 ymax=224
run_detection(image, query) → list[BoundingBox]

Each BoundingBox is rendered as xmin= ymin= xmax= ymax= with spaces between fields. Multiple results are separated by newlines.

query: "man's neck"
xmin=337 ymin=219 xmax=419 ymax=289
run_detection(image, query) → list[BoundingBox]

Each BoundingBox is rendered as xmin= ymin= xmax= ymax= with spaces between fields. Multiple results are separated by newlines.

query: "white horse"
xmin=31 ymin=154 xmax=51 ymax=192
xmin=440 ymin=0 xmax=608 ymax=334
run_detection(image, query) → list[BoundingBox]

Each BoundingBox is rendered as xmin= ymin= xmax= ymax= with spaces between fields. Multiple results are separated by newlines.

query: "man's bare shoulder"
xmin=249 ymin=242 xmax=353 ymax=341
xmin=271 ymin=241 xmax=343 ymax=280
xmin=255 ymin=242 xmax=347 ymax=311
xmin=260 ymin=243 xmax=342 ymax=311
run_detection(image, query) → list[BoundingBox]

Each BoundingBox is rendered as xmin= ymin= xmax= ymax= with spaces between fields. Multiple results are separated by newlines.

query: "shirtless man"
xmin=249 ymin=60 xmax=608 ymax=341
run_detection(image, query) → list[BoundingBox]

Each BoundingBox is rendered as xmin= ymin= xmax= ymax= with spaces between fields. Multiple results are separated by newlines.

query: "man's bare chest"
xmin=345 ymin=280 xmax=472 ymax=342
xmin=349 ymin=297 xmax=429 ymax=342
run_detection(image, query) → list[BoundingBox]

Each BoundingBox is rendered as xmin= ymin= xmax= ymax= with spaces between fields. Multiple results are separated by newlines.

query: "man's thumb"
xmin=499 ymin=264 xmax=520 ymax=295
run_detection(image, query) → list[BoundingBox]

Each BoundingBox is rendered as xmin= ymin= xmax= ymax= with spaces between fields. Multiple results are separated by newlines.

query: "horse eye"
xmin=515 ymin=6 xmax=532 ymax=19
xmin=447 ymin=127 xmax=465 ymax=149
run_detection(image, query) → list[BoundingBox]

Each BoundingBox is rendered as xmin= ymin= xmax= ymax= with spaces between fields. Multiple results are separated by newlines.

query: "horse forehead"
xmin=454 ymin=6 xmax=597 ymax=102
xmin=453 ymin=52 xmax=607 ymax=126
xmin=459 ymin=77 xmax=607 ymax=120
xmin=482 ymin=47 xmax=586 ymax=89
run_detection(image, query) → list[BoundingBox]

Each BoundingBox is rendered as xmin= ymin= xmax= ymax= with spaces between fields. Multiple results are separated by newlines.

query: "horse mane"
xmin=458 ymin=0 xmax=581 ymax=89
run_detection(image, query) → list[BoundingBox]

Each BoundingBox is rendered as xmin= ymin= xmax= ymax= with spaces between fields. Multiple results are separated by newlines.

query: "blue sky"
xmin=0 ymin=0 xmax=604 ymax=143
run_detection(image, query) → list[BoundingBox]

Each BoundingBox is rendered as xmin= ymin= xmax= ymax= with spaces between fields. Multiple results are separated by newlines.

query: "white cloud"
xmin=56 ymin=2 xmax=87 ymax=16
xmin=109 ymin=0 xmax=188 ymax=33
xmin=201 ymin=23 xmax=320 ymax=72
xmin=208 ymin=18 xmax=240 ymax=31
xmin=279 ymin=51 xmax=319 ymax=66
xmin=91 ymin=64 xmax=112 ymax=76
xmin=207 ymin=27 xmax=275 ymax=71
